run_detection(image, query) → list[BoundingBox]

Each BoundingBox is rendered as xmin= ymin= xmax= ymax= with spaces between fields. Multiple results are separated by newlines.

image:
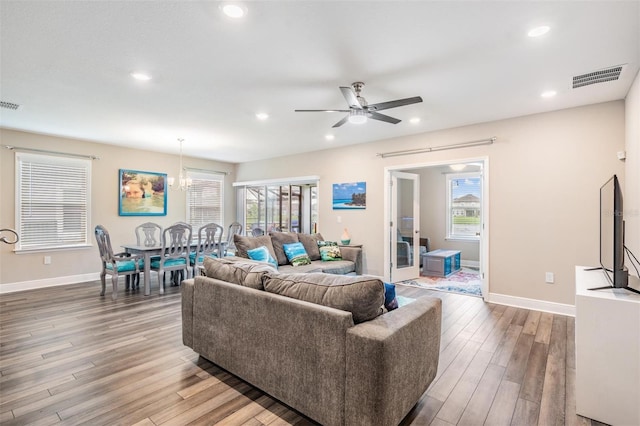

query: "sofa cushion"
xmin=269 ymin=231 xmax=299 ymax=265
xmin=263 ymin=273 xmax=384 ymax=323
xmin=233 ymin=234 xmax=277 ymax=261
xmin=246 ymin=245 xmax=278 ymax=268
xmin=202 ymin=257 xmax=276 ymax=290
xmin=283 ymin=242 xmax=312 ymax=266
xmin=297 ymin=233 xmax=323 ymax=261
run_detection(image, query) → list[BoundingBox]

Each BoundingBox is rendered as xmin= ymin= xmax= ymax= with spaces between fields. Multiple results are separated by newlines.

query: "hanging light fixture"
xmin=167 ymin=138 xmax=192 ymax=191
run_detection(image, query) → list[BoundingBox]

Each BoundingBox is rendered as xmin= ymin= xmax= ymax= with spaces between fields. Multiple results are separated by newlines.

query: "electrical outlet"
xmin=337 ymin=215 xmax=342 ymax=223
xmin=545 ymin=272 xmax=554 ymax=283
xmin=43 ymin=256 xmax=51 ymax=265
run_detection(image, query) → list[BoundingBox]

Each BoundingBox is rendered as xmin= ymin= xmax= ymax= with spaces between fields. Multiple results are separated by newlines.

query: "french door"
xmin=390 ymin=171 xmax=420 ymax=282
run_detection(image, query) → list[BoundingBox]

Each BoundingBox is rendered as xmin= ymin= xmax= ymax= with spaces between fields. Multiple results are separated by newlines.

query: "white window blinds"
xmin=186 ymin=171 xmax=224 ymax=230
xmin=15 ymin=152 xmax=91 ymax=251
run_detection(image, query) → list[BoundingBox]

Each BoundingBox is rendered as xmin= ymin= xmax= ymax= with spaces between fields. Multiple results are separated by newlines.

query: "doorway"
xmin=384 ymin=157 xmax=489 ymax=299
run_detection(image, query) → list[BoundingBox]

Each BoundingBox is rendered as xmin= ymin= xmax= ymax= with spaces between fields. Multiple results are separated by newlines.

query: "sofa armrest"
xmin=339 ymin=246 xmax=363 ymax=274
xmin=181 ymin=278 xmax=195 ymax=347
xmin=345 ymin=296 xmax=442 ymax=426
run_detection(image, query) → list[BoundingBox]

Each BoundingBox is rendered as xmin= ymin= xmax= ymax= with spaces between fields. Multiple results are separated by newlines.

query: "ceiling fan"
xmin=295 ymin=82 xmax=422 ymax=128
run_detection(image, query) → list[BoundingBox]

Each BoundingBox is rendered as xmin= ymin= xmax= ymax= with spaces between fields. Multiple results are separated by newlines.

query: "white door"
xmin=390 ymin=171 xmax=420 ymax=282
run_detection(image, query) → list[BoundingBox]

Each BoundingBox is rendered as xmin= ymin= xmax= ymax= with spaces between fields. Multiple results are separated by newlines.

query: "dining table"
xmin=121 ymin=240 xmax=226 ymax=296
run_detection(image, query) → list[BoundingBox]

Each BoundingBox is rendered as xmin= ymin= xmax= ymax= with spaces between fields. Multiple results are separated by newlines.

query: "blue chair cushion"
xmin=150 ymin=258 xmax=187 ymax=268
xmin=139 ymin=255 xmax=161 ymax=268
xmin=190 ymin=252 xmax=218 ymax=264
xmin=106 ymin=260 xmax=139 ymax=272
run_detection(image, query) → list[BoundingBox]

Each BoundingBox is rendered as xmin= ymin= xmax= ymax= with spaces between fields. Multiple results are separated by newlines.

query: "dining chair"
xmin=191 ymin=222 xmax=224 ymax=276
xmin=133 ymin=222 xmax=163 ymax=286
xmin=135 ymin=222 xmax=163 ymax=247
xmin=224 ymin=221 xmax=243 ymax=256
xmin=251 ymin=227 xmax=264 ymax=237
xmin=150 ymin=223 xmax=192 ymax=293
xmin=94 ymin=225 xmax=142 ymax=301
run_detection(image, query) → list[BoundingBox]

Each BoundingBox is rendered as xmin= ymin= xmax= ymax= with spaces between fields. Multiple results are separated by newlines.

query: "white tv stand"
xmin=575 ymin=266 xmax=640 ymax=426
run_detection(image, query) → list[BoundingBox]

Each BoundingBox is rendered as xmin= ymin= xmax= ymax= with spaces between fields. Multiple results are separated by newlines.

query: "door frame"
xmin=383 ymin=156 xmax=490 ymax=299
xmin=390 ymin=171 xmax=421 ymax=282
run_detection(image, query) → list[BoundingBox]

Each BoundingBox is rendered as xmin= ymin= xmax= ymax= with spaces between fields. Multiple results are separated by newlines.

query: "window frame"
xmin=233 ymin=176 xmax=319 ymax=236
xmin=445 ymin=172 xmax=482 ymax=241
xmin=15 ymin=152 xmax=92 ymax=252
xmin=185 ymin=170 xmax=224 ymax=230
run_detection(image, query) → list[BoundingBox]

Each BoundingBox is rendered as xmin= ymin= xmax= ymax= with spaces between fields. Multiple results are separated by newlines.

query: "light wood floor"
xmin=0 ymin=280 xmax=602 ymax=425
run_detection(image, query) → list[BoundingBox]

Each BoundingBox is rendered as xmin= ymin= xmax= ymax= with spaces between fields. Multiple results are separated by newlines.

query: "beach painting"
xmin=119 ymin=169 xmax=167 ymax=216
xmin=332 ymin=181 xmax=366 ymax=210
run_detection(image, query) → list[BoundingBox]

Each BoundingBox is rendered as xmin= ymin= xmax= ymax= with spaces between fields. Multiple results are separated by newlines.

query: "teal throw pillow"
xmin=247 ymin=245 xmax=278 ymax=269
xmin=282 ymin=242 xmax=312 ymax=266
xmin=319 ymin=245 xmax=342 ymax=261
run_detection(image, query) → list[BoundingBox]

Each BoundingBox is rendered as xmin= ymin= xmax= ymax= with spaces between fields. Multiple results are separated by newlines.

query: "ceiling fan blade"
xmin=339 ymin=86 xmax=362 ymax=109
xmin=368 ymin=111 xmax=401 ymax=124
xmin=332 ymin=115 xmax=349 ymax=128
xmin=367 ymin=96 xmax=423 ymax=112
xmin=295 ymin=109 xmax=351 ymax=113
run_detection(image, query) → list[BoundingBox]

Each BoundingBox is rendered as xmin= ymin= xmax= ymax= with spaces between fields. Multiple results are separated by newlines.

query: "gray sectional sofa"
xmin=233 ymin=232 xmax=363 ymax=275
xmin=182 ymin=257 xmax=442 ymax=426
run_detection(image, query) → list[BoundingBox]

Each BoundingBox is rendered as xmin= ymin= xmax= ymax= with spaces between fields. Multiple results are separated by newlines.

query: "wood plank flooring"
xmin=0 ymin=280 xmax=600 ymax=425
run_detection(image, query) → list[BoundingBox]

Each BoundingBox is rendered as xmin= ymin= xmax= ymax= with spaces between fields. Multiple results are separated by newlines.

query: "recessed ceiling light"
xmin=256 ymin=112 xmax=269 ymax=120
xmin=541 ymin=90 xmax=557 ymax=98
xmin=221 ymin=3 xmax=247 ymax=18
xmin=528 ymin=26 xmax=550 ymax=37
xmin=131 ymin=72 xmax=151 ymax=81
xmin=409 ymin=117 xmax=421 ymax=124
xmin=325 ymin=134 xmax=335 ymax=141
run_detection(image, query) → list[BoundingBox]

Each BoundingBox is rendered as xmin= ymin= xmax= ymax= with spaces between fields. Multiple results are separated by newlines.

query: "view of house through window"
xmin=447 ymin=173 xmax=481 ymax=239
xmin=243 ymin=183 xmax=317 ymax=235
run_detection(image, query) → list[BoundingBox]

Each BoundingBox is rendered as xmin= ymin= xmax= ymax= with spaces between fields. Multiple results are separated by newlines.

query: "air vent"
xmin=572 ymin=65 xmax=625 ymax=89
xmin=0 ymin=101 xmax=21 ymax=110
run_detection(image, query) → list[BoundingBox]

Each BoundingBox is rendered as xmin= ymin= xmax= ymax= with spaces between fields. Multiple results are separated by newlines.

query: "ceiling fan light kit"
xmin=295 ymin=81 xmax=423 ymax=128
xmin=348 ymin=109 xmax=367 ymax=124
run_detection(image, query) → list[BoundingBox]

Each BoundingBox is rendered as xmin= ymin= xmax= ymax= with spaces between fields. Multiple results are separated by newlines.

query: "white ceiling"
xmin=1 ymin=1 xmax=638 ymax=163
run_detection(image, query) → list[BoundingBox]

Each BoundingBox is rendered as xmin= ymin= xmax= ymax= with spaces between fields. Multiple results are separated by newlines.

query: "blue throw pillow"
xmin=282 ymin=242 xmax=312 ymax=266
xmin=384 ymin=282 xmax=399 ymax=311
xmin=247 ymin=245 xmax=278 ymax=269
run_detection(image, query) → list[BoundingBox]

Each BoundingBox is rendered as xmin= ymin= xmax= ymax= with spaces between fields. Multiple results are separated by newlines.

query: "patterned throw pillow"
xmin=246 ymin=245 xmax=278 ymax=269
xmin=282 ymin=242 xmax=312 ymax=266
xmin=319 ymin=245 xmax=342 ymax=261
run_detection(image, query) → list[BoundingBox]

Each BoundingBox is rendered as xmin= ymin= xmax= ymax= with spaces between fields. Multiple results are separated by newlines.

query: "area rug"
xmin=396 ymin=295 xmax=416 ymax=307
xmin=399 ymin=268 xmax=482 ymax=297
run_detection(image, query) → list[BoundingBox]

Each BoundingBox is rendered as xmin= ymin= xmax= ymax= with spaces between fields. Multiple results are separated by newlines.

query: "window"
xmin=15 ymin=152 xmax=91 ymax=251
xmin=245 ymin=185 xmax=305 ymax=233
xmin=186 ymin=171 xmax=224 ymax=230
xmin=446 ymin=172 xmax=481 ymax=240
xmin=235 ymin=177 xmax=318 ymax=235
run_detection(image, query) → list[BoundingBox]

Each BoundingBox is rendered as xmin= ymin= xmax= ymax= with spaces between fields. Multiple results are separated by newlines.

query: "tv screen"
xmin=599 ymin=175 xmax=627 ymax=288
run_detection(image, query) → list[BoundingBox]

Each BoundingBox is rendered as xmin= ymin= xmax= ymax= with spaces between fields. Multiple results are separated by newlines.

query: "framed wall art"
xmin=332 ymin=181 xmax=366 ymax=210
xmin=119 ymin=169 xmax=167 ymax=216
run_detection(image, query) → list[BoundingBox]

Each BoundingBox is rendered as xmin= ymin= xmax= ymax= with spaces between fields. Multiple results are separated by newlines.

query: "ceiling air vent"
xmin=1 ymin=101 xmax=21 ymax=110
xmin=572 ymin=65 xmax=625 ymax=89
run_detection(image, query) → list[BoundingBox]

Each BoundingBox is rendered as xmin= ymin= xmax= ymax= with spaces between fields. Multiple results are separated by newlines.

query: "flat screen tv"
xmin=593 ymin=175 xmax=638 ymax=293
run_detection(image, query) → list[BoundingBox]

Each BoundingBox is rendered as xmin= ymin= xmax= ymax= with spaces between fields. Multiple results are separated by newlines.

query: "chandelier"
xmin=167 ymin=138 xmax=192 ymax=191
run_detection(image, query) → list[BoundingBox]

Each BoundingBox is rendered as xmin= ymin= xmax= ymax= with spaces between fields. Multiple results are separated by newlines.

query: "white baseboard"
xmin=461 ymin=260 xmax=480 ymax=268
xmin=487 ymin=292 xmax=575 ymax=317
xmin=0 ymin=273 xmax=101 ymax=294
